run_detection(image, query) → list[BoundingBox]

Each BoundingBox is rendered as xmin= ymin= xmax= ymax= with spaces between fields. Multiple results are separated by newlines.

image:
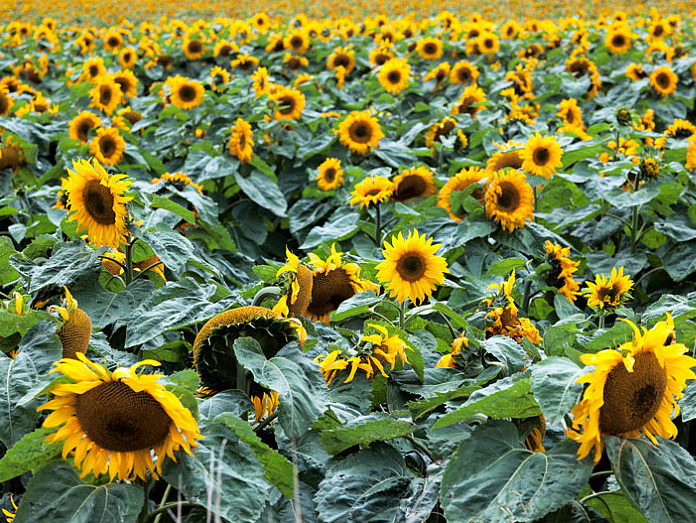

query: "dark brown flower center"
xmin=99 ymin=85 xmax=112 ymax=105
xmin=75 ymin=380 xmax=172 ymax=451
xmin=82 ymin=180 xmax=116 ymax=224
xmin=496 ymin=181 xmax=521 ymax=212
xmin=349 ymin=121 xmax=372 ymax=143
xmin=219 ymin=45 xmax=232 ymax=56
xmin=107 ymin=36 xmax=120 ymax=48
xmin=323 ymin=167 xmax=336 ymax=182
xmin=334 ymin=54 xmax=350 ymax=68
xmin=656 ymin=72 xmax=670 ymax=89
xmin=393 ymin=175 xmax=426 ymax=201
xmin=0 ymin=94 xmax=8 ymax=114
xmin=423 ymin=42 xmax=437 ymax=54
xmin=89 ymin=65 xmax=99 ymax=77
xmin=188 ymin=40 xmax=203 ymax=54
xmin=457 ymin=67 xmax=471 ymax=82
xmin=290 ymin=36 xmax=303 ymax=49
xmin=77 ymin=121 xmax=92 ymax=142
xmin=653 ymin=25 xmax=664 ymax=37
xmin=387 ymin=70 xmax=401 ymax=84
xmin=532 ymin=147 xmax=550 ymax=166
xmin=307 ymin=269 xmax=355 ymax=317
xmin=179 ymin=84 xmax=196 ymax=102
xmin=99 ymin=136 xmax=116 ymax=157
xmin=396 ymin=254 xmax=426 ymax=282
xmin=287 ymin=57 xmax=301 ymax=69
xmin=277 ymin=95 xmax=295 ymax=115
xmin=612 ymin=34 xmax=626 ymax=47
xmin=374 ymin=53 xmax=389 ymax=66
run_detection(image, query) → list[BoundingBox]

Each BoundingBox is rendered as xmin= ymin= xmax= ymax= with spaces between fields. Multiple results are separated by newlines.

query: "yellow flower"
xmin=449 ymin=60 xmax=479 ymax=85
xmin=349 ymin=175 xmax=393 ymax=208
xmin=68 ymin=111 xmax=102 ymax=145
xmin=337 ymin=110 xmax=384 ymax=155
xmin=228 ymin=118 xmax=254 ymax=163
xmin=583 ymin=266 xmax=633 ymax=310
xmin=89 ymin=126 xmax=125 ymax=166
xmin=450 ymin=84 xmax=486 ymax=119
xmin=436 ymin=333 xmax=469 ymax=368
xmin=316 ymin=158 xmax=344 ymax=191
xmin=416 ymin=37 xmax=443 ymax=60
xmin=520 ymin=133 xmax=563 ymax=179
xmin=650 ymin=65 xmax=678 ymax=98
xmin=50 ymin=286 xmax=92 ymax=359
xmin=327 ymin=46 xmax=355 ymax=74
xmin=270 ymin=86 xmax=305 ymax=120
xmin=272 ymin=248 xmax=314 ymax=318
xmin=391 ymin=166 xmax=436 ymax=202
xmin=484 ymin=169 xmax=534 ymax=233
xmin=167 ymin=76 xmax=205 ymax=110
xmin=251 ymin=391 xmax=279 ymax=425
xmin=377 ymin=58 xmax=410 ymax=95
xmin=437 ymin=166 xmax=485 ymax=221
xmin=605 ymin=25 xmax=631 ymax=54
xmin=89 ymin=76 xmax=122 ymax=116
xmin=375 ymin=229 xmax=448 ymax=305
xmin=544 ymin=241 xmax=581 ymax=303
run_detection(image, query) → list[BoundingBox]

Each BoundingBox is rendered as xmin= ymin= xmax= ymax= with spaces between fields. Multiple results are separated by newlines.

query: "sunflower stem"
xmin=252 ymin=286 xmax=282 ymax=307
xmin=254 ymin=412 xmax=278 ymax=433
xmin=152 ymin=484 xmax=172 ymax=523
xmin=521 ymin=276 xmax=533 ymax=314
xmin=630 ymin=205 xmax=640 ymax=252
xmin=373 ymin=204 xmax=382 ymax=246
xmin=124 ymin=237 xmax=137 ymax=286
xmin=598 ymin=311 xmax=606 ymax=330
xmin=291 ymin=438 xmax=303 ymax=523
xmin=406 ymin=435 xmax=434 ymax=461
xmin=398 ymin=301 xmax=406 ymax=330
xmin=144 ymin=502 xmax=202 ymax=522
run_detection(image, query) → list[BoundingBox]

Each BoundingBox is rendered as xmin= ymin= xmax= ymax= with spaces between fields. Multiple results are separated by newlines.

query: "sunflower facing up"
xmin=167 ymin=76 xmax=205 ymax=110
xmin=484 ymin=169 xmax=534 ymax=233
xmin=605 ymin=25 xmax=632 ymax=54
xmin=228 ymin=118 xmax=254 ymax=163
xmin=520 ymin=133 xmax=563 ymax=179
xmin=37 ymin=353 xmax=203 ymax=481
xmin=62 ymin=158 xmax=132 ymax=249
xmin=650 ymin=66 xmax=678 ymax=98
xmin=377 ymin=58 xmax=410 ymax=95
xmin=437 ymin=166 xmax=486 ymax=221
xmin=544 ymin=241 xmax=581 ymax=303
xmin=89 ymin=126 xmax=125 ymax=166
xmin=270 ymin=86 xmax=305 ymax=120
xmin=375 ymin=229 xmax=448 ymax=305
xmin=583 ymin=266 xmax=633 ymax=310
xmin=391 ymin=166 xmax=436 ymax=202
xmin=349 ymin=175 xmax=393 ymax=208
xmin=89 ymin=76 xmax=123 ymax=116
xmin=567 ymin=314 xmax=696 ymax=464
xmin=316 ymin=158 xmax=344 ymax=191
xmin=68 ymin=111 xmax=102 ymax=145
xmin=337 ymin=110 xmax=384 ymax=155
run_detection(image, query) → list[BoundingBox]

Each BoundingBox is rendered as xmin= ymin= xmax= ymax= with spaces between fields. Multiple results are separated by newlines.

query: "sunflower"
xmin=583 ymin=266 xmax=633 ymax=310
xmin=251 ymin=392 xmax=279 ymax=425
xmin=501 ymin=20 xmax=520 ymax=39
xmin=228 ymin=118 xmax=254 ymax=163
xmin=112 ymin=70 xmax=138 ymax=98
xmin=483 ymin=271 xmax=541 ymax=344
xmin=272 ymin=249 xmax=314 ymax=318
xmin=377 ymin=58 xmax=410 ymax=95
xmin=89 ymin=76 xmax=122 ymax=116
xmin=423 ymin=62 xmax=451 ymax=88
xmin=337 ymin=110 xmax=384 ymax=155
xmin=89 ymin=127 xmax=125 ymax=166
xmin=375 ymin=229 xmax=448 ymax=305
xmin=477 ymin=31 xmax=499 ymax=54
xmin=118 ymin=47 xmax=137 ymax=69
xmin=214 ymin=40 xmax=238 ymax=58
xmin=193 ymin=306 xmax=304 ymax=393
xmin=605 ymin=25 xmax=631 ymax=54
xmin=437 ymin=166 xmax=486 ymax=221
xmin=369 ymin=46 xmax=394 ymax=68
xmin=103 ymin=30 xmax=123 ymax=52
xmin=449 ymin=60 xmax=479 ymax=85
xmin=391 ymin=166 xmax=436 ymax=202
xmin=567 ymin=315 xmax=696 ymax=464
xmin=182 ymin=38 xmax=205 ymax=60
xmin=2 ymin=495 xmax=17 ymax=522
xmin=68 ymin=111 xmax=101 ymax=145
xmin=283 ymin=53 xmax=309 ymax=71
xmin=544 ymin=241 xmax=581 ymax=303
xmin=450 ymin=84 xmax=486 ymax=118
xmin=83 ymin=57 xmax=106 ymax=83
xmin=436 ymin=333 xmax=469 ymax=368
xmin=118 ymin=106 xmax=142 ymax=126
xmin=283 ymin=29 xmax=309 ymax=54
xmin=484 ymin=169 xmax=534 ymax=233
xmin=151 ymin=172 xmax=203 ymax=194
xmin=349 ymin=175 xmax=393 ymax=208
xmin=316 ymin=158 xmax=344 ymax=191
xmin=250 ymin=67 xmax=268 ymax=97
xmin=270 ymin=86 xmax=305 ymax=120
xmin=520 ymin=133 xmax=563 ymax=179
xmin=62 ymin=158 xmax=132 ymax=248
xmin=557 ymin=99 xmax=584 ymax=129
xmin=37 ymin=353 xmax=203 ymax=481
xmin=168 ymin=76 xmax=205 ymax=110
xmin=650 ymin=66 xmax=678 ymax=98
xmin=327 ymin=46 xmax=355 ymax=74
xmin=0 ymin=89 xmax=14 ymax=117
xmin=486 ymin=140 xmax=525 ymax=172
xmin=231 ymin=53 xmax=259 ymax=72
xmin=425 ymin=117 xmax=457 ymax=148
xmin=50 ymin=287 xmax=92 ymax=359
xmin=415 ymin=37 xmax=443 ymax=60
xmin=305 ymin=244 xmax=379 ymax=323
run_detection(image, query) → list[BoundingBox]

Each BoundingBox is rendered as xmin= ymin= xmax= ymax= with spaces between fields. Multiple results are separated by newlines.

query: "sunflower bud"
xmin=615 ymin=107 xmax=632 ymax=126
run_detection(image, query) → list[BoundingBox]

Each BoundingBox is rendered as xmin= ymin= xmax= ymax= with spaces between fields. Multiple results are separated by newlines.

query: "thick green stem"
xmin=521 ymin=277 xmax=533 ymax=313
xmin=598 ymin=311 xmax=606 ymax=330
xmin=630 ymin=205 xmax=640 ymax=252
xmin=152 ymin=484 xmax=172 ymax=523
xmin=374 ymin=204 xmax=382 ymax=246
xmin=398 ymin=301 xmax=406 ymax=330
xmin=144 ymin=501 xmax=201 ymax=522
xmin=124 ymin=237 xmax=137 ymax=286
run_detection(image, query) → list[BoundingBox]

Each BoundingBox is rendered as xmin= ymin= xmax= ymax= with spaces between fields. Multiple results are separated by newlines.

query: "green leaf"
xmin=433 ymin=376 xmax=541 ymax=429
xmin=135 ymin=227 xmax=194 ymax=273
xmin=487 ymin=257 xmax=527 ymax=276
xmin=604 ymin=186 xmax=661 ymax=209
xmin=440 ymin=421 xmax=593 ymax=523
xmin=22 ymin=241 xmax=104 ymax=293
xmin=330 ymin=291 xmax=381 ymax=322
xmin=300 ymin=211 xmax=360 ymax=250
xmin=14 ymin=461 xmax=143 ymax=523
xmin=315 ymin=444 xmax=413 ymax=523
xmin=149 ymin=194 xmax=196 ymax=224
xmin=605 ymin=436 xmax=696 ymax=523
xmin=0 ymin=427 xmax=62 ymax=482
xmin=531 ymin=357 xmax=586 ymax=425
xmin=234 ymin=338 xmax=328 ymax=438
xmin=319 ymin=413 xmax=415 ymax=455
xmin=539 ymin=502 xmax=609 ymax=523
xmin=585 ymin=492 xmax=648 ymax=523
xmin=0 ymin=236 xmax=19 ymax=285
xmin=407 ymin=383 xmax=481 ymax=420
xmin=234 ymin=169 xmax=287 ymax=217
xmin=215 ymin=413 xmax=294 ymax=498
xmin=73 ymin=278 xmax=155 ymax=330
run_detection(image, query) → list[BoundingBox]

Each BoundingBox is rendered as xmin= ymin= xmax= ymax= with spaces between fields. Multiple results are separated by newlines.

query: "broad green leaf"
xmin=21 ymin=241 xmax=105 ymax=293
xmin=331 ymin=291 xmax=381 ymax=322
xmin=149 ymin=194 xmax=196 ymax=223
xmin=440 ymin=421 xmax=593 ymax=522
xmin=135 ymin=227 xmax=194 ymax=273
xmin=73 ymin=278 xmax=155 ymax=330
xmin=300 ymin=211 xmax=360 ymax=250
xmin=487 ymin=257 xmax=527 ymax=276
xmin=585 ymin=492 xmax=648 ymax=523
xmin=319 ymin=413 xmax=415 ymax=455
xmin=483 ymin=335 xmax=528 ymax=374
xmin=14 ymin=461 xmax=143 ymax=523
xmin=0 ymin=236 xmax=19 ymax=285
xmin=531 ymin=357 xmax=586 ymax=425
xmin=0 ymin=427 xmax=62 ymax=482
xmin=407 ymin=383 xmax=481 ymax=420
xmin=234 ymin=169 xmax=287 ymax=217
xmin=539 ymin=502 xmax=609 ymax=523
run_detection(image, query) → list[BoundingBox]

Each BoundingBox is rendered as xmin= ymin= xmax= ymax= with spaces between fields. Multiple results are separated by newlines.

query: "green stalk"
xmin=374 ymin=204 xmax=382 ymax=246
xmin=630 ymin=204 xmax=640 ymax=252
xmin=398 ymin=300 xmax=406 ymax=330
xmin=124 ymin=237 xmax=138 ymax=286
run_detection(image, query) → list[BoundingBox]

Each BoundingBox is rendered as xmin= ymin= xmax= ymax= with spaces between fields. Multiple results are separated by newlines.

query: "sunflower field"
xmin=2 ymin=3 xmax=696 ymax=523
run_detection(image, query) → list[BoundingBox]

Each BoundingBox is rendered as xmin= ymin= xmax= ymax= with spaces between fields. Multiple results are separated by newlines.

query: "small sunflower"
xmin=650 ymin=66 xmax=678 ymax=98
xmin=377 ymin=58 xmax=410 ymax=95
xmin=626 ymin=63 xmax=648 ymax=81
xmin=316 ymin=158 xmax=344 ymax=191
xmin=272 ymin=248 xmax=314 ymax=318
xmin=68 ymin=111 xmax=102 ymax=145
xmin=112 ymin=69 xmax=138 ymax=98
xmin=483 ymin=271 xmax=541 ymax=344
xmin=326 ymin=46 xmax=355 ymax=74
xmin=487 ymin=140 xmax=524 ymax=172
xmin=415 ymin=37 xmax=443 ymax=60
xmin=437 ymin=166 xmax=486 ymax=221
xmin=449 ymin=60 xmax=479 ymax=85
xmin=583 ymin=266 xmax=633 ymax=310
xmin=423 ymin=62 xmax=451 ymax=87
xmin=89 ymin=76 xmax=122 ymax=116
xmin=182 ymin=38 xmax=205 ymax=60
xmin=544 ymin=241 xmax=581 ymax=303
xmin=0 ymin=88 xmax=14 ymax=116
xmin=520 ymin=133 xmax=563 ymax=179
xmin=62 ymin=158 xmax=132 ymax=248
xmin=251 ymin=391 xmax=279 ymax=425
xmin=38 ymin=353 xmax=203 ymax=481
xmin=557 ymin=99 xmax=584 ymax=129
xmin=151 ymin=172 xmax=203 ymax=194
xmin=270 ymin=86 xmax=305 ymax=120
xmin=167 ymin=76 xmax=205 ymax=110
xmin=369 ymin=46 xmax=394 ymax=68
xmin=450 ymin=84 xmax=486 ymax=118
xmin=283 ymin=53 xmax=309 ymax=71
xmin=118 ymin=47 xmax=137 ymax=69
xmin=230 ymin=53 xmax=260 ymax=72
xmin=436 ymin=333 xmax=469 ymax=368
xmin=50 ymin=286 xmax=92 ymax=359
xmin=567 ymin=315 xmax=696 ymax=464
xmin=250 ymin=67 xmax=268 ymax=97
xmin=83 ymin=57 xmax=106 ymax=84
xmin=337 ymin=110 xmax=384 ymax=155
xmin=391 ymin=166 xmax=436 ymax=202
xmin=284 ymin=30 xmax=309 ymax=54
xmin=484 ymin=169 xmax=534 ymax=233
xmin=477 ymin=32 xmax=499 ymax=54
xmin=425 ymin=117 xmax=457 ymax=148
xmin=228 ymin=118 xmax=254 ymax=163
xmin=89 ymin=126 xmax=125 ymax=166
xmin=349 ymin=175 xmax=393 ymax=208
xmin=375 ymin=229 xmax=448 ymax=305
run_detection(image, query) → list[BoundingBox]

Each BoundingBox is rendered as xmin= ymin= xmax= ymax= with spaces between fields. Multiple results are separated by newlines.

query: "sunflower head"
xmin=50 ymin=286 xmax=92 ymax=359
xmin=228 ymin=118 xmax=254 ymax=163
xmin=167 ymin=75 xmax=205 ymax=110
xmin=68 ymin=111 xmax=102 ymax=145
xmin=377 ymin=58 xmax=410 ymax=95
xmin=391 ymin=166 xmax=436 ymax=202
xmin=272 ymin=248 xmax=314 ymax=318
xmin=89 ymin=126 xmax=125 ymax=166
xmin=349 ymin=174 xmax=393 ymax=208
xmin=650 ymin=66 xmax=678 ymax=98
xmin=583 ymin=266 xmax=633 ymax=310
xmin=270 ymin=86 xmax=305 ymax=120
xmin=316 ymin=158 xmax=344 ymax=191
xmin=544 ymin=241 xmax=581 ymax=303
xmin=450 ymin=84 xmax=486 ymax=118
xmin=520 ymin=133 xmax=563 ymax=179
xmin=337 ymin=110 xmax=384 ymax=155
xmin=484 ymin=169 xmax=534 ymax=233
xmin=437 ymin=166 xmax=485 ymax=221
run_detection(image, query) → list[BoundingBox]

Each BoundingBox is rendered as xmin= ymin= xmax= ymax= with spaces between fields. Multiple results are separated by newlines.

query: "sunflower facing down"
xmin=62 ymin=158 xmax=132 ymax=249
xmin=349 ymin=175 xmax=393 ymax=208
xmin=251 ymin=391 xmax=279 ymax=425
xmin=377 ymin=58 xmax=410 ymax=95
xmin=391 ymin=166 xmax=436 ymax=202
xmin=228 ymin=118 xmax=254 ymax=163
xmin=316 ymin=158 xmax=344 ymax=191
xmin=436 ymin=333 xmax=469 ymax=368
xmin=0 ymin=88 xmax=14 ymax=116
xmin=544 ymin=241 xmax=581 ymax=303
xmin=520 ymin=133 xmax=563 ymax=179
xmin=375 ymin=229 xmax=448 ymax=305
xmin=89 ymin=126 xmax=125 ymax=166
xmin=484 ymin=169 xmax=534 ymax=233
xmin=272 ymin=248 xmax=314 ymax=318
xmin=583 ymin=266 xmax=633 ymax=310
xmin=37 ymin=353 xmax=203 ymax=481
xmin=68 ymin=111 xmax=102 ymax=145
xmin=337 ymin=110 xmax=384 ymax=155
xmin=567 ymin=315 xmax=696 ymax=464
xmin=437 ymin=166 xmax=486 ymax=221
xmin=167 ymin=76 xmax=205 ymax=110
xmin=270 ymin=86 xmax=305 ymax=120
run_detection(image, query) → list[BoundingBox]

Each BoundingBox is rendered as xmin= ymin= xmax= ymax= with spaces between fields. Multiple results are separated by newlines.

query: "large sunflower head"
xmin=415 ymin=37 xmax=443 ymax=60
xmin=83 ymin=57 xmax=106 ymax=84
xmin=62 ymin=158 xmax=132 ymax=248
xmin=605 ymin=25 xmax=631 ymax=54
xmin=283 ymin=29 xmax=309 ymax=54
xmin=337 ymin=110 xmax=384 ymax=155
xmin=375 ymin=229 xmax=449 ymax=305
xmin=182 ymin=38 xmax=205 ymax=60
xmin=437 ymin=166 xmax=486 ymax=221
xmin=305 ymin=244 xmax=379 ymax=323
xmin=270 ymin=86 xmax=305 ymax=120
xmin=88 ymin=126 xmax=125 ymax=166
xmin=567 ymin=315 xmax=696 ymax=464
xmin=38 ymin=353 xmax=203 ymax=481
xmin=450 ymin=84 xmax=486 ymax=118
xmin=449 ymin=60 xmax=479 ymax=85
xmin=650 ymin=66 xmax=678 ymax=98
xmin=349 ymin=174 xmax=393 ymax=209
xmin=477 ymin=31 xmax=499 ymax=54
xmin=484 ymin=169 xmax=534 ymax=233
xmin=68 ymin=111 xmax=102 ymax=145
xmin=583 ymin=266 xmax=633 ymax=310
xmin=50 ymin=286 xmax=92 ymax=359
xmin=520 ymin=133 xmax=563 ymax=179
xmin=377 ymin=58 xmax=410 ymax=95
xmin=327 ymin=46 xmax=355 ymax=74
xmin=167 ymin=76 xmax=205 ymax=110
xmin=316 ymin=157 xmax=344 ymax=191
xmin=89 ymin=76 xmax=123 ymax=116
xmin=228 ymin=117 xmax=254 ymax=163
xmin=391 ymin=166 xmax=436 ymax=202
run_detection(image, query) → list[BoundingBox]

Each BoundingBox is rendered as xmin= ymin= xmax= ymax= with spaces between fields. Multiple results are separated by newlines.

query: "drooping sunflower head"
xmin=557 ymin=99 xmax=583 ymax=129
xmin=375 ymin=229 xmax=449 ymax=305
xmin=167 ymin=75 xmax=205 ymax=110
xmin=436 ymin=332 xmax=469 ymax=368
xmin=49 ymin=286 xmax=92 ymax=359
xmin=270 ymin=86 xmax=305 ymax=120
xmin=62 ymin=158 xmax=132 ymax=248
xmin=391 ymin=166 xmax=436 ymax=202
xmin=68 ymin=111 xmax=102 ymax=145
xmin=112 ymin=69 xmax=138 ymax=98
xmin=0 ymin=88 xmax=14 ymax=117
xmin=38 ymin=353 xmax=203 ymax=481
xmin=437 ymin=166 xmax=486 ymax=221
xmin=639 ymin=157 xmax=660 ymax=181
xmin=450 ymin=84 xmax=486 ymax=119
xmin=193 ymin=306 xmax=304 ymax=393
xmin=272 ymin=248 xmax=314 ymax=319
xmin=377 ymin=57 xmax=410 ymax=95
xmin=316 ymin=157 xmax=344 ymax=191
xmin=349 ymin=174 xmax=393 ymax=209
xmin=337 ymin=110 xmax=384 ymax=155
xmin=484 ymin=169 xmax=534 ymax=233
xmin=520 ymin=133 xmax=563 ymax=179
xmin=544 ymin=240 xmax=581 ymax=303
xmin=425 ymin=117 xmax=457 ymax=148
xmin=649 ymin=66 xmax=678 ymax=98
xmin=88 ymin=126 xmax=125 ymax=166
xmin=583 ymin=266 xmax=633 ymax=310
xmin=567 ymin=314 xmax=696 ymax=464
xmin=151 ymin=171 xmax=203 ymax=194
xmin=228 ymin=117 xmax=254 ymax=163
xmin=423 ymin=62 xmax=451 ymax=86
